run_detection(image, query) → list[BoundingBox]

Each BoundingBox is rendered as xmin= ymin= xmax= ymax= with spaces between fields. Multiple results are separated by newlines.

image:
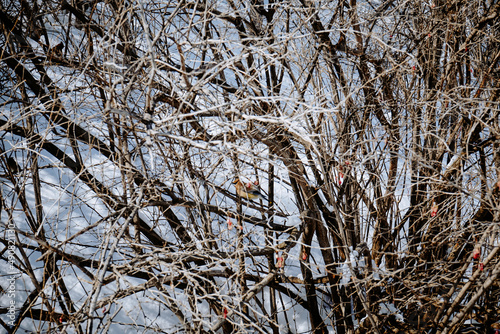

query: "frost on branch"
xmin=1 ymin=0 xmax=500 ymax=333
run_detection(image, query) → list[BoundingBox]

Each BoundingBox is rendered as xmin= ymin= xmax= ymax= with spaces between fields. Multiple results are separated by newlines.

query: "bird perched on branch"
xmin=233 ymin=178 xmax=268 ymax=201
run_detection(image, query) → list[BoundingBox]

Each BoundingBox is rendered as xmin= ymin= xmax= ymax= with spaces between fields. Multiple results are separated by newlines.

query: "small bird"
xmin=233 ymin=178 xmax=268 ymax=201
xmin=6 ymin=157 xmax=19 ymax=174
